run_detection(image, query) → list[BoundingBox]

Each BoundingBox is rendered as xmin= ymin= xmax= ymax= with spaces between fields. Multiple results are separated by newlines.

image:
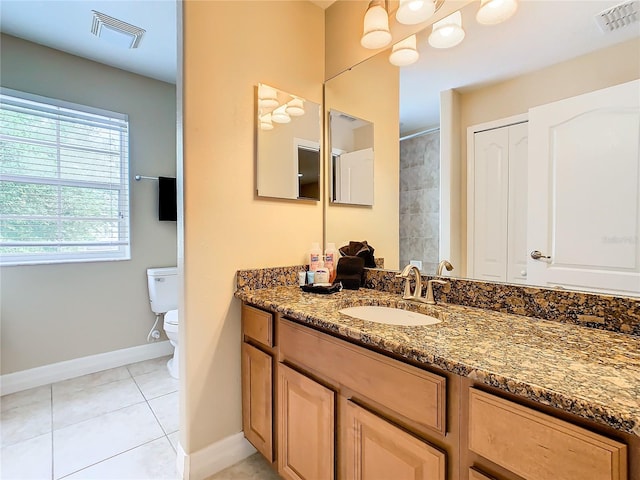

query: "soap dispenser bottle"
xmin=324 ymin=242 xmax=337 ymax=281
xmin=309 ymin=242 xmax=322 ymax=271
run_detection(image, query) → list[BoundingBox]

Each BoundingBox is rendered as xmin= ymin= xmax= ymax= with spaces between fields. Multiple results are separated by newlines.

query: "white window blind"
xmin=0 ymin=88 xmax=130 ymax=265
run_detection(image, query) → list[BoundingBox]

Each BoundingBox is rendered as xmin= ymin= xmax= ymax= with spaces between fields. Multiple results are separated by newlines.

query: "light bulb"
xmin=286 ymin=97 xmax=305 ymax=116
xmin=389 ymin=35 xmax=419 ymax=67
xmin=258 ymin=84 xmax=278 ymax=109
xmin=396 ymin=0 xmax=436 ymax=25
xmin=428 ymin=11 xmax=465 ymax=49
xmin=271 ymin=105 xmax=291 ymax=124
xmin=260 ymin=113 xmax=274 ymax=131
xmin=476 ymin=0 xmax=518 ymax=25
xmin=361 ymin=1 xmax=392 ymax=49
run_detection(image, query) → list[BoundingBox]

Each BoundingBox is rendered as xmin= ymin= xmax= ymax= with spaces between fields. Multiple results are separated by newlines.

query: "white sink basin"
xmin=338 ymin=306 xmax=441 ymax=326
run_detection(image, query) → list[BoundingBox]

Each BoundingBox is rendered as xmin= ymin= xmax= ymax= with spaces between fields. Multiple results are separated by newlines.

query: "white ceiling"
xmin=399 ymin=0 xmax=640 ymax=135
xmin=0 ymin=0 xmax=177 ymax=84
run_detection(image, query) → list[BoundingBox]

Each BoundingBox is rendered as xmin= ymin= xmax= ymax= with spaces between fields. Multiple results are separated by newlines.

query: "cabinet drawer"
xmin=242 ymin=304 xmax=273 ymax=347
xmin=468 ymin=388 xmax=627 ymax=480
xmin=279 ymin=319 xmax=446 ymax=434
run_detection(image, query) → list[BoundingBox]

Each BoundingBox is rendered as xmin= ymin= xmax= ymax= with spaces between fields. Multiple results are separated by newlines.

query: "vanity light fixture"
xmin=286 ymin=97 xmax=305 ymax=116
xmin=476 ymin=0 xmax=518 ymax=25
xmin=389 ymin=34 xmax=419 ymax=66
xmin=258 ymin=84 xmax=279 ymax=109
xmin=260 ymin=113 xmax=274 ymax=131
xmin=428 ymin=11 xmax=465 ymax=48
xmin=271 ymin=105 xmax=291 ymax=124
xmin=361 ymin=0 xmax=393 ymax=49
xmin=396 ymin=0 xmax=437 ymax=25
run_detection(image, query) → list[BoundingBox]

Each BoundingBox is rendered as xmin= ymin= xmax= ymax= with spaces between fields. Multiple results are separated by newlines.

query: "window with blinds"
xmin=0 ymin=88 xmax=130 ymax=265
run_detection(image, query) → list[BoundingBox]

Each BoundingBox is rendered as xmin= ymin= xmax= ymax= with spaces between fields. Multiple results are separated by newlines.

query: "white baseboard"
xmin=178 ymin=432 xmax=257 ymax=480
xmin=0 ymin=340 xmax=174 ymax=396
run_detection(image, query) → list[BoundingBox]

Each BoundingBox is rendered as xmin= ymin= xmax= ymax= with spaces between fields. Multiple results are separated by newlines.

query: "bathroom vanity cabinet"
xmin=240 ymin=301 xmax=637 ymax=480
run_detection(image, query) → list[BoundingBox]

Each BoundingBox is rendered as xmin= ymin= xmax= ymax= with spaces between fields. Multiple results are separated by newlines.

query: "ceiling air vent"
xmin=91 ymin=11 xmax=146 ymax=49
xmin=595 ymin=0 xmax=639 ymax=33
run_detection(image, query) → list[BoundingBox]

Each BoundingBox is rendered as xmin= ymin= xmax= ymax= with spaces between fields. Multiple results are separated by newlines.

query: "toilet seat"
xmin=164 ymin=309 xmax=179 ymax=325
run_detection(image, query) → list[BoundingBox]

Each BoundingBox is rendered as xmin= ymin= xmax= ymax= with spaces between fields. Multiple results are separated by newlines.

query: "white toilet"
xmin=147 ymin=267 xmax=179 ymax=379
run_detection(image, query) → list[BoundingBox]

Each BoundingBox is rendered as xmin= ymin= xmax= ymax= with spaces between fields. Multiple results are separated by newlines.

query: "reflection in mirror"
xmin=324 ymin=0 xmax=640 ymax=296
xmin=329 ymin=110 xmax=374 ymax=206
xmin=256 ymin=83 xmax=320 ymax=201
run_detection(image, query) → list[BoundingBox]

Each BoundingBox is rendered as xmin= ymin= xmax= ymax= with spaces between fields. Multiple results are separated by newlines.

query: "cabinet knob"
xmin=520 ymin=270 xmax=527 ymax=277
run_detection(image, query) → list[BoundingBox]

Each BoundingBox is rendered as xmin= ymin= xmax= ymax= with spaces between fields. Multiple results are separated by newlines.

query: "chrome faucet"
xmin=396 ymin=264 xmax=424 ymax=302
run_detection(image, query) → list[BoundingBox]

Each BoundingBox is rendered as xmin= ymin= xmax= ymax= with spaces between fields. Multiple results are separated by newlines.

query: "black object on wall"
xmin=158 ymin=176 xmax=177 ymax=221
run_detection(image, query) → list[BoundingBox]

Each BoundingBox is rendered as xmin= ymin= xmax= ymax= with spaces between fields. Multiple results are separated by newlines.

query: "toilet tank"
xmin=147 ymin=267 xmax=178 ymax=314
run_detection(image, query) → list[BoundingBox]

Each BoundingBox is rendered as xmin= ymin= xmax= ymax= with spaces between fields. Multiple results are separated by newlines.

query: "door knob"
xmin=530 ymin=250 xmax=551 ymax=260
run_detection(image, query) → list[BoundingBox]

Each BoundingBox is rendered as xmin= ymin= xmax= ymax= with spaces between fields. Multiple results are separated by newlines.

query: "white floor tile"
xmin=64 ymin=437 xmax=179 ymax=480
xmin=1 ymin=385 xmax=51 ymax=413
xmin=0 ymin=432 xmax=52 ymax=480
xmin=1 ymin=398 xmax=51 ymax=447
xmin=53 ymin=377 xmax=145 ymax=430
xmin=52 ymin=367 xmax=130 ymax=397
xmin=133 ymin=370 xmax=178 ymax=400
xmin=167 ymin=432 xmax=180 ymax=453
xmin=127 ymin=356 xmax=172 ymax=378
xmin=53 ymin=402 xmax=165 ymax=479
xmin=148 ymin=392 xmax=179 ymax=434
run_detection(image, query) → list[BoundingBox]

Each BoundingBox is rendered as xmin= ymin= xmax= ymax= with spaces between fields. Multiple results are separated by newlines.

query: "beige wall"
xmin=182 ymin=0 xmax=324 ymax=455
xmin=452 ymin=38 xmax=640 ymax=273
xmin=325 ymin=52 xmax=400 ymax=269
xmin=0 ymin=35 xmax=177 ymax=374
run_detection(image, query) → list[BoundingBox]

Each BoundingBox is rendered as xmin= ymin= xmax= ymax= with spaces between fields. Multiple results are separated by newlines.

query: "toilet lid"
xmin=165 ymin=309 xmax=179 ymax=325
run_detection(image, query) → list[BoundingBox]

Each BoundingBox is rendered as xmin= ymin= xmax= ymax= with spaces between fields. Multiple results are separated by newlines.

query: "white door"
xmin=528 ymin=79 xmax=640 ymax=296
xmin=506 ymin=122 xmax=529 ymax=285
xmin=472 ymin=127 xmax=510 ymax=282
xmin=335 ymin=147 xmax=374 ymax=205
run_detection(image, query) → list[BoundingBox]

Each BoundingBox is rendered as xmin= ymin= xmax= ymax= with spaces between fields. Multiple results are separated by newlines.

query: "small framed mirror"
xmin=256 ymin=83 xmax=321 ymax=201
xmin=329 ymin=109 xmax=374 ymax=206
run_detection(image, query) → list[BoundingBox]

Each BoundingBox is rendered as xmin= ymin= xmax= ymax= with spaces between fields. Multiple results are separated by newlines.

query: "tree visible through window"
xmin=0 ymin=88 xmax=130 ymax=265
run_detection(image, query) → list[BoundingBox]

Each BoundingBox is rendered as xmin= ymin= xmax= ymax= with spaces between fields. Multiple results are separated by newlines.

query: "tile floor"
xmin=1 ymin=356 xmax=180 ymax=480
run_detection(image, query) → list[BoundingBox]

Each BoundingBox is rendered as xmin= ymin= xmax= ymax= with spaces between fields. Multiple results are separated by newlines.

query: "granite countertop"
xmin=235 ymin=285 xmax=640 ymax=437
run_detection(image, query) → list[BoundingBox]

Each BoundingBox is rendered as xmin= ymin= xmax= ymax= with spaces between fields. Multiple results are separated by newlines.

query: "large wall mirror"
xmin=256 ymin=83 xmax=321 ymax=201
xmin=324 ymin=0 xmax=640 ymax=297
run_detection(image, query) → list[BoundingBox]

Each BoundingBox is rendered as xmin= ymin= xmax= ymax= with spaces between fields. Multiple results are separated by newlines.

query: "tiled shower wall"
xmin=399 ymin=129 xmax=440 ymax=273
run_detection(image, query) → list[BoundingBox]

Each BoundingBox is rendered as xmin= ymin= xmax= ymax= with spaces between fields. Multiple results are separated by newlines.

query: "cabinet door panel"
xmin=344 ymin=400 xmax=446 ymax=480
xmin=242 ymin=343 xmax=273 ymax=461
xmin=278 ymin=364 xmax=335 ymax=480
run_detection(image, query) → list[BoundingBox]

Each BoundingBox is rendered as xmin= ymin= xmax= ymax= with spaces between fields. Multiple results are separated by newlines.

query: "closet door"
xmin=528 ymin=79 xmax=640 ymax=295
xmin=506 ymin=122 xmax=529 ymax=284
xmin=472 ymin=127 xmax=510 ymax=282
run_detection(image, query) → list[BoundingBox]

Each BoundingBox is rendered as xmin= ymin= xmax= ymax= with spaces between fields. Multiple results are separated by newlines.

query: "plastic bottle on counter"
xmin=324 ymin=242 xmax=337 ymax=282
xmin=309 ymin=242 xmax=322 ymax=271
xmin=314 ymin=260 xmax=330 ymax=284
